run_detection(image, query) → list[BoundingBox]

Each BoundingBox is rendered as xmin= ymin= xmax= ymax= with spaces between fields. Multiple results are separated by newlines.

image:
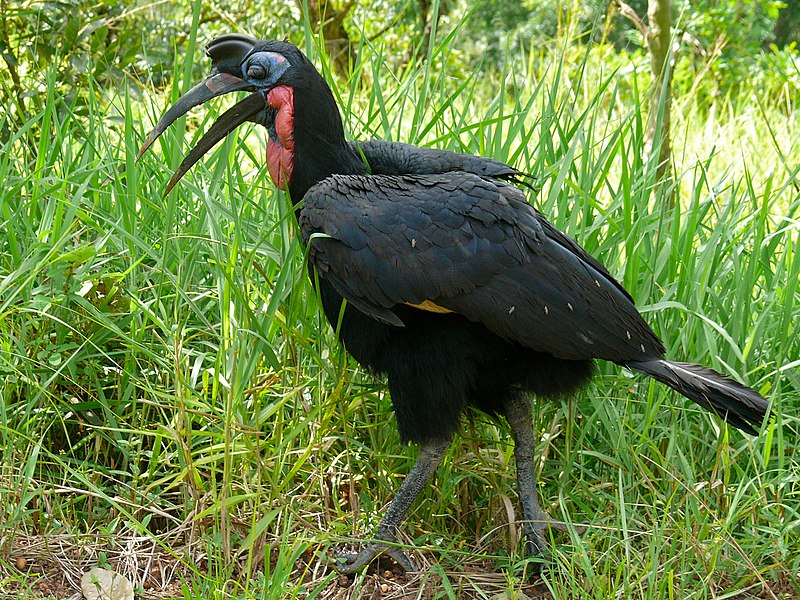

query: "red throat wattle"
xmin=266 ymin=86 xmax=295 ymax=189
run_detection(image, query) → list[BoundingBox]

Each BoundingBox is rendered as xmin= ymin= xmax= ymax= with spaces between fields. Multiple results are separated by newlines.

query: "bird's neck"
xmin=266 ymin=80 xmax=366 ymax=203
xmin=287 ymin=134 xmax=365 ymax=201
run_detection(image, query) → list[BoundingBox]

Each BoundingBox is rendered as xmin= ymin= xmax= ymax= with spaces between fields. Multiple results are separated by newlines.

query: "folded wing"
xmin=300 ymin=172 xmax=665 ymax=362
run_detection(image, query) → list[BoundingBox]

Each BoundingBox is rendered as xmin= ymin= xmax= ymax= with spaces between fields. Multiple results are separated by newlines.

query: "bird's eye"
xmin=241 ymin=51 xmax=290 ymax=86
xmin=247 ymin=63 xmax=267 ymax=80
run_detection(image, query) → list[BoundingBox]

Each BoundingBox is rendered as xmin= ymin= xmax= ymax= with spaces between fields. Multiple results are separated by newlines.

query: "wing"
xmin=349 ymin=139 xmax=522 ymax=181
xmin=299 ymin=172 xmax=665 ymax=362
xmin=350 ymin=139 xmax=630 ymax=303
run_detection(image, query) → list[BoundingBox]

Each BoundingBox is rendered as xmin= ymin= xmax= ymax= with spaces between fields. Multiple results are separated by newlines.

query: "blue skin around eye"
xmin=242 ymin=52 xmax=291 ymax=87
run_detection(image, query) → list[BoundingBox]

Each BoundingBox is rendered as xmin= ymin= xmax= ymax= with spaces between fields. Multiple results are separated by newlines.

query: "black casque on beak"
xmin=138 ymin=34 xmax=270 ymax=194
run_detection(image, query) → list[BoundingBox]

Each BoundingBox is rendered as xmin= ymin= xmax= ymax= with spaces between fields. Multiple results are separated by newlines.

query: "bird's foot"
xmin=522 ymin=515 xmax=587 ymax=573
xmin=333 ymin=541 xmax=416 ymax=574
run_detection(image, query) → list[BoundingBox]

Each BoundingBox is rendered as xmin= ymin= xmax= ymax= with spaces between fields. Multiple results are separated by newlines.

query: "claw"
xmin=520 ymin=515 xmax=587 ymax=577
xmin=334 ymin=542 xmax=416 ymax=574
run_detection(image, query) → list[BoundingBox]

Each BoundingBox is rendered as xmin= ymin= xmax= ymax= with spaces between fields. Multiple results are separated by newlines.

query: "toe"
xmin=333 ymin=542 xmax=415 ymax=574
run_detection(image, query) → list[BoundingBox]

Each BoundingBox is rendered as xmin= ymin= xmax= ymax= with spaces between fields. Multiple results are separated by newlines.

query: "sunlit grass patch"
xmin=1 ymin=14 xmax=798 ymax=600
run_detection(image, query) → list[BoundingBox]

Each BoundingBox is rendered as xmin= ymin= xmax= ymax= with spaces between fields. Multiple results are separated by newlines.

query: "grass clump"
xmin=1 ymin=15 xmax=798 ymax=600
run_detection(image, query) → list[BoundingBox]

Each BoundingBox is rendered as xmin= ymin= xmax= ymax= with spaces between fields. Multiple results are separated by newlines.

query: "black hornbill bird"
xmin=139 ymin=35 xmax=768 ymax=573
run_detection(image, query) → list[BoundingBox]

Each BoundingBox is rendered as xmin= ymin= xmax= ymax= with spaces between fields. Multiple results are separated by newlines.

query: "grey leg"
xmin=335 ymin=437 xmax=451 ymax=574
xmin=505 ymin=393 xmax=577 ymax=562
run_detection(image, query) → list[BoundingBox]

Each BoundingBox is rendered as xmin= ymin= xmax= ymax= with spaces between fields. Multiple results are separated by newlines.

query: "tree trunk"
xmin=645 ymin=0 xmax=673 ymax=197
xmin=773 ymin=1 xmax=800 ymax=48
xmin=300 ymin=0 xmax=355 ymax=77
xmin=405 ymin=0 xmax=450 ymax=66
xmin=418 ymin=0 xmax=434 ymax=60
xmin=613 ymin=0 xmax=674 ymax=200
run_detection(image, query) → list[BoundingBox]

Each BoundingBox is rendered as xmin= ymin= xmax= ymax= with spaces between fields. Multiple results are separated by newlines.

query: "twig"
xmin=612 ymin=0 xmax=649 ymax=41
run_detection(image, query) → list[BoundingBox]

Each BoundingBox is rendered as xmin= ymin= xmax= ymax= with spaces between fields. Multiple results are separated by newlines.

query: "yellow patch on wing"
xmin=406 ymin=300 xmax=454 ymax=314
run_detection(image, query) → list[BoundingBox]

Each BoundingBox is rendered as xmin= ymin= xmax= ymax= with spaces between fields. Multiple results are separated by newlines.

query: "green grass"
xmin=1 ymin=18 xmax=798 ymax=600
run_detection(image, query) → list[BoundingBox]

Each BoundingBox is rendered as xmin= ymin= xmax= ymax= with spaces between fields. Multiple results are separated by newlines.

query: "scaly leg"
xmin=505 ymin=393 xmax=579 ymax=563
xmin=335 ymin=437 xmax=451 ymax=574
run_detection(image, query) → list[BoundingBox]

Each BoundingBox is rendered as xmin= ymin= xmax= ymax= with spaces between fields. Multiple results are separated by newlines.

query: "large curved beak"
xmin=163 ymin=91 xmax=266 ymax=194
xmin=137 ymin=71 xmax=267 ymax=194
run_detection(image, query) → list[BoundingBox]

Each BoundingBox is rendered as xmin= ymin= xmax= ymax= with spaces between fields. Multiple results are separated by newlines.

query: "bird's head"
xmin=139 ymin=35 xmax=354 ymax=197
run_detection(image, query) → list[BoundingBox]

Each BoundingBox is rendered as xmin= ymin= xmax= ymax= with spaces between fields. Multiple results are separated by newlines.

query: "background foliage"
xmin=1 ymin=1 xmax=798 ymax=599
xmin=2 ymin=0 xmax=798 ymax=125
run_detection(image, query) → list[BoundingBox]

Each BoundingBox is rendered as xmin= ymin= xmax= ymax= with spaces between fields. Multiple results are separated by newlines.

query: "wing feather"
xmin=300 ymin=172 xmax=664 ymax=362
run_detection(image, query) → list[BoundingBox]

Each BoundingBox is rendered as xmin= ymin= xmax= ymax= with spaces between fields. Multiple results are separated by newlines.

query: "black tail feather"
xmin=626 ymin=359 xmax=768 ymax=435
